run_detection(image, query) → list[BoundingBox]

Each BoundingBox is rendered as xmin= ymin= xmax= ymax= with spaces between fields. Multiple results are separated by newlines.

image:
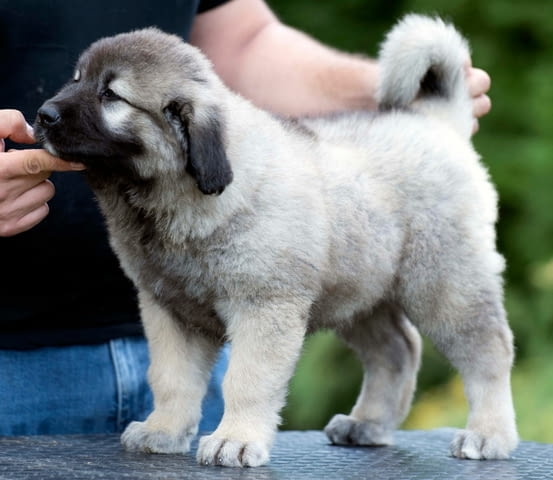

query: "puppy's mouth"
xmin=34 ymin=133 xmax=98 ymax=167
xmin=34 ymin=121 xmax=143 ymax=173
xmin=33 ymin=127 xmax=79 ymax=164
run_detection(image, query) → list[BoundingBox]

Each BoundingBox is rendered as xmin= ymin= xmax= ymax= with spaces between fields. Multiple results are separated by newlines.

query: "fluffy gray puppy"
xmin=35 ymin=15 xmax=517 ymax=467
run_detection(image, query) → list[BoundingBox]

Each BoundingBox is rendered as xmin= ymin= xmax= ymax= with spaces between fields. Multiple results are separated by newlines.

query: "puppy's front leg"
xmin=121 ymin=291 xmax=220 ymax=454
xmin=197 ymin=300 xmax=308 ymax=467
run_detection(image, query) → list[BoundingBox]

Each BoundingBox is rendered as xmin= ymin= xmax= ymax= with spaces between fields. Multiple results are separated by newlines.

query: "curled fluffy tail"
xmin=376 ymin=15 xmax=473 ymax=139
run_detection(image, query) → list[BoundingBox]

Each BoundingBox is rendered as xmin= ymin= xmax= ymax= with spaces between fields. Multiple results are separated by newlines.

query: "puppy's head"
xmin=34 ymin=28 xmax=232 ymax=195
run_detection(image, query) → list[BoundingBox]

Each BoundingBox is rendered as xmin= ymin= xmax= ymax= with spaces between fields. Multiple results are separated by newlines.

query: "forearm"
xmin=218 ymin=23 xmax=377 ymax=115
xmin=190 ymin=0 xmax=378 ymax=116
xmin=191 ymin=0 xmax=490 ymax=122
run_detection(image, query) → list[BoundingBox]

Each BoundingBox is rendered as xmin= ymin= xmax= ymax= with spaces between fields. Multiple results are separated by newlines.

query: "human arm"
xmin=0 ymin=110 xmax=85 ymax=237
xmin=190 ymin=0 xmax=378 ymax=115
xmin=190 ymin=0 xmax=491 ymax=123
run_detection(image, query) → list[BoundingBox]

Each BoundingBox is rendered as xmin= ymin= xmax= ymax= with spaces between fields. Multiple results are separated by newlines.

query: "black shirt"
xmin=0 ymin=0 xmax=229 ymax=349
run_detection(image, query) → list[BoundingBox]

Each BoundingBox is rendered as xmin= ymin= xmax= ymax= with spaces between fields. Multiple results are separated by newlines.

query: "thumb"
xmin=0 ymin=109 xmax=36 ymax=144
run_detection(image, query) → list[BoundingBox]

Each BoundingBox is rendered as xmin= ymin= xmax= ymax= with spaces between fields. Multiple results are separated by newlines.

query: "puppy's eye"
xmin=101 ymin=88 xmax=121 ymax=101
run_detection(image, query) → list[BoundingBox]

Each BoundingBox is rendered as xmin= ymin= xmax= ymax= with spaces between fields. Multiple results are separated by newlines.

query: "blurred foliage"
xmin=270 ymin=0 xmax=553 ymax=442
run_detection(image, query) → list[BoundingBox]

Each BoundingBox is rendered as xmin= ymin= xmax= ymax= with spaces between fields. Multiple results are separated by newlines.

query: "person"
xmin=0 ymin=0 xmax=491 ymax=435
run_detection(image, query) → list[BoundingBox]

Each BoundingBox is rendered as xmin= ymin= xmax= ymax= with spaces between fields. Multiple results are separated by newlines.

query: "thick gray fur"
xmin=34 ymin=14 xmax=517 ymax=467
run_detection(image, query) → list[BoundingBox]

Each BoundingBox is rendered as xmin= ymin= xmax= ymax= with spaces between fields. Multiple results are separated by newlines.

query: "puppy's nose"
xmin=37 ymin=104 xmax=61 ymax=126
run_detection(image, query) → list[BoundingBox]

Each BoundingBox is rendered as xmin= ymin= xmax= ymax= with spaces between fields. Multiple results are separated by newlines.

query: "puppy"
xmin=34 ymin=15 xmax=518 ymax=466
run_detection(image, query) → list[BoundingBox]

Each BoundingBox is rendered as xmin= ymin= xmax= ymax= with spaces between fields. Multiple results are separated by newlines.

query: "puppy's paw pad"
xmin=121 ymin=421 xmax=193 ymax=454
xmin=197 ymin=434 xmax=269 ymax=467
xmin=450 ymin=429 xmax=517 ymax=460
xmin=324 ymin=414 xmax=393 ymax=446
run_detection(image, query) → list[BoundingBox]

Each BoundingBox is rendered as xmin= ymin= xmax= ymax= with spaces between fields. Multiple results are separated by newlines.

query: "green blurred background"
xmin=266 ymin=0 xmax=553 ymax=443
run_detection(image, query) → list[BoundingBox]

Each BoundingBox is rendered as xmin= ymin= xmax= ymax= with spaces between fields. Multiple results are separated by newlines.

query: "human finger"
xmin=0 ymin=180 xmax=54 ymax=237
xmin=473 ymin=94 xmax=492 ymax=119
xmin=0 ymin=203 xmax=50 ymax=236
xmin=0 ymin=109 xmax=35 ymax=144
xmin=13 ymin=203 xmax=51 ymax=235
xmin=0 ymin=148 xmax=85 ymax=178
xmin=4 ymin=179 xmax=56 ymax=215
xmin=467 ymin=67 xmax=491 ymax=98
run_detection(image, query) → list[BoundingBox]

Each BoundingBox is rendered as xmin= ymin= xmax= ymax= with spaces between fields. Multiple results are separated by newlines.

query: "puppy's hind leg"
xmin=325 ymin=303 xmax=422 ymax=446
xmin=121 ymin=291 xmax=220 ymax=455
xmin=402 ymin=274 xmax=518 ymax=459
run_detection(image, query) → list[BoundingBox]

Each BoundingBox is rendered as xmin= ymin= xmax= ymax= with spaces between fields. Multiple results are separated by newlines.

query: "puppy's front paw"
xmin=450 ymin=429 xmax=518 ymax=460
xmin=324 ymin=414 xmax=393 ymax=446
xmin=197 ymin=434 xmax=270 ymax=467
xmin=121 ymin=421 xmax=195 ymax=454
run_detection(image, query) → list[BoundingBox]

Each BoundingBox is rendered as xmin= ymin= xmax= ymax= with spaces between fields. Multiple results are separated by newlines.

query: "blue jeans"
xmin=0 ymin=337 xmax=227 ymax=435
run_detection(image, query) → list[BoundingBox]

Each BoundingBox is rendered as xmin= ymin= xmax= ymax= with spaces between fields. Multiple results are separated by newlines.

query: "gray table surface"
xmin=1 ymin=429 xmax=551 ymax=480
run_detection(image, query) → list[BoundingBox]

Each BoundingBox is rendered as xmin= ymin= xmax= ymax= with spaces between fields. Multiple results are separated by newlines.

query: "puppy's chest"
xmin=126 ymin=232 xmax=220 ymax=303
xmin=121 ymin=232 xmax=226 ymax=337
xmin=98 ymin=188 xmax=221 ymax=299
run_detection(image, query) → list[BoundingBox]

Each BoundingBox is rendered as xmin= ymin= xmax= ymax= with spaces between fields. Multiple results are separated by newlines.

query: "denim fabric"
xmin=0 ymin=337 xmax=227 ymax=435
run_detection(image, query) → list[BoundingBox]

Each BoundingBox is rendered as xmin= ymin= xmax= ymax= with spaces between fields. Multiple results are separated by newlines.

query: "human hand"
xmin=0 ymin=109 xmax=85 ymax=237
xmin=465 ymin=60 xmax=491 ymax=134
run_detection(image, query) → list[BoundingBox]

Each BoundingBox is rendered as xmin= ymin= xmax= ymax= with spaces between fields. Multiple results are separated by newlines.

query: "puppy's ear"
xmin=163 ymin=100 xmax=233 ymax=195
